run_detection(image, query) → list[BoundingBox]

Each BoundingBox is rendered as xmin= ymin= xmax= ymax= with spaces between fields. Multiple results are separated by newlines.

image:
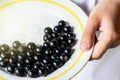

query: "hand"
xmin=80 ymin=0 xmax=120 ymax=60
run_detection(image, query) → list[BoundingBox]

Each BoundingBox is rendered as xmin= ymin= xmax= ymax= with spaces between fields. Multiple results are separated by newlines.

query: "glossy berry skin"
xmin=7 ymin=64 xmax=15 ymax=74
xmin=0 ymin=52 xmax=10 ymax=59
xmin=0 ymin=44 xmax=9 ymax=52
xmin=10 ymin=50 xmax=19 ymax=56
xmin=53 ymin=48 xmax=61 ymax=55
xmin=28 ymin=69 xmax=39 ymax=78
xmin=49 ymin=40 xmax=58 ymax=48
xmin=67 ymin=37 xmax=75 ymax=46
xmin=25 ymin=57 xmax=34 ymax=64
xmin=43 ymin=42 xmax=49 ymax=48
xmin=0 ymin=59 xmax=9 ymax=67
xmin=15 ymin=67 xmax=26 ymax=77
xmin=64 ymin=47 xmax=72 ymax=56
xmin=18 ymin=53 xmax=27 ymax=61
xmin=18 ymin=46 xmax=27 ymax=53
xmin=0 ymin=57 xmax=3 ymax=61
xmin=35 ymin=46 xmax=44 ymax=53
xmin=63 ymin=26 xmax=72 ymax=33
xmin=43 ymin=34 xmax=52 ymax=42
xmin=13 ymin=41 xmax=21 ymax=49
xmin=17 ymin=61 xmax=25 ymax=67
xmin=67 ymin=32 xmax=75 ymax=38
xmin=50 ymin=54 xmax=59 ymax=60
xmin=27 ymin=42 xmax=36 ymax=50
xmin=58 ymin=20 xmax=66 ymax=27
xmin=54 ymin=26 xmax=62 ymax=33
xmin=44 ymin=27 xmax=52 ymax=34
xmin=44 ymin=48 xmax=53 ymax=56
xmin=52 ymin=32 xmax=59 ymax=38
xmin=18 ymin=45 xmax=27 ymax=53
xmin=52 ymin=60 xmax=63 ymax=69
xmin=33 ymin=63 xmax=41 ymax=69
xmin=25 ymin=65 xmax=33 ymax=71
xmin=38 ymin=67 xmax=46 ymax=76
xmin=34 ymin=54 xmax=42 ymax=61
xmin=60 ymin=34 xmax=68 ymax=41
xmin=9 ymin=57 xmax=18 ymax=64
xmin=26 ymin=50 xmax=35 ymax=57
xmin=59 ymin=53 xmax=70 ymax=63
xmin=42 ymin=57 xmax=51 ymax=65
xmin=45 ymin=64 xmax=55 ymax=75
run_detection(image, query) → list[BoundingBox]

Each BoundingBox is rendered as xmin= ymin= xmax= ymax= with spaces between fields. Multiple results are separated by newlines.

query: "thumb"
xmin=80 ymin=15 xmax=99 ymax=51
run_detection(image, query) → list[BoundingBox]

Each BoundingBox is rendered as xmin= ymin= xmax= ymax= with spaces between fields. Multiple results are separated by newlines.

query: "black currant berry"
xmin=38 ymin=67 xmax=46 ymax=76
xmin=7 ymin=64 xmax=15 ymax=74
xmin=67 ymin=37 xmax=75 ymax=46
xmin=52 ymin=32 xmax=59 ymax=38
xmin=0 ymin=59 xmax=9 ymax=67
xmin=44 ymin=48 xmax=53 ymax=56
xmin=10 ymin=49 xmax=19 ymax=56
xmin=52 ymin=60 xmax=63 ymax=69
xmin=60 ymin=34 xmax=68 ymax=41
xmin=9 ymin=57 xmax=18 ymax=64
xmin=0 ymin=52 xmax=10 ymax=59
xmin=0 ymin=44 xmax=9 ymax=52
xmin=44 ymin=27 xmax=52 ymax=34
xmin=17 ymin=61 xmax=25 ymax=67
xmin=15 ymin=67 xmax=26 ymax=77
xmin=45 ymin=64 xmax=55 ymax=76
xmin=59 ymin=53 xmax=70 ymax=63
xmin=28 ymin=69 xmax=39 ymax=78
xmin=33 ymin=63 xmax=41 ymax=69
xmin=18 ymin=46 xmax=27 ymax=53
xmin=27 ymin=42 xmax=36 ymax=50
xmin=50 ymin=54 xmax=59 ymax=60
xmin=58 ymin=20 xmax=66 ymax=27
xmin=54 ymin=26 xmax=62 ymax=33
xmin=35 ymin=46 xmax=44 ymax=53
xmin=26 ymin=50 xmax=35 ymax=57
xmin=53 ymin=48 xmax=61 ymax=55
xmin=25 ymin=57 xmax=34 ymax=64
xmin=43 ymin=42 xmax=49 ymax=48
xmin=42 ymin=57 xmax=51 ymax=65
xmin=64 ymin=47 xmax=72 ymax=55
xmin=63 ymin=26 xmax=72 ymax=33
xmin=25 ymin=65 xmax=33 ymax=71
xmin=34 ymin=54 xmax=42 ymax=61
xmin=18 ymin=53 xmax=27 ymax=61
xmin=49 ymin=39 xmax=58 ymax=48
xmin=0 ymin=56 xmax=3 ymax=61
xmin=13 ymin=40 xmax=21 ymax=49
xmin=43 ymin=34 xmax=52 ymax=42
xmin=67 ymin=32 xmax=75 ymax=38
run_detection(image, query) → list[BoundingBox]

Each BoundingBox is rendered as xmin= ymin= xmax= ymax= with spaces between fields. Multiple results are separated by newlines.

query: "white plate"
xmin=0 ymin=0 xmax=92 ymax=80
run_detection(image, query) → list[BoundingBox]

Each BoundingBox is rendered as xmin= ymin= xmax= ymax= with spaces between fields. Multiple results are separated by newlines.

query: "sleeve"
xmin=71 ymin=0 xmax=100 ymax=15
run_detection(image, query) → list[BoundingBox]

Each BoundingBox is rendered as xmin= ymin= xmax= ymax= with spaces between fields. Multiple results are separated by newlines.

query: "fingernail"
xmin=80 ymin=43 xmax=88 ymax=51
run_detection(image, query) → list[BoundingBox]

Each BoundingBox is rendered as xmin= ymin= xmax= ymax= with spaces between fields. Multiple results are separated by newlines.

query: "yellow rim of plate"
xmin=0 ymin=0 xmax=85 ymax=80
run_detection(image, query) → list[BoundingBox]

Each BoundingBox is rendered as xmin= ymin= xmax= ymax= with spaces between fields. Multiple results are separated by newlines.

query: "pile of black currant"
xmin=0 ymin=20 xmax=76 ymax=78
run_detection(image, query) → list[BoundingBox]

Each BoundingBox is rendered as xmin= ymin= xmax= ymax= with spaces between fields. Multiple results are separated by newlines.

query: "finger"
xmin=91 ymin=38 xmax=111 ymax=60
xmin=110 ymin=40 xmax=120 ymax=48
xmin=80 ymin=14 xmax=100 ymax=51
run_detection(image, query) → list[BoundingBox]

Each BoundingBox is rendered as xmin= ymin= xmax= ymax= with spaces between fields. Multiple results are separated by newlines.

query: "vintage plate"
xmin=0 ymin=0 xmax=92 ymax=80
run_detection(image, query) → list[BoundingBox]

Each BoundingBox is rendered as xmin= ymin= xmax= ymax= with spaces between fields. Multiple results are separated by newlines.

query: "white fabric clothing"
xmin=71 ymin=0 xmax=120 ymax=80
xmin=71 ymin=0 xmax=97 ymax=15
